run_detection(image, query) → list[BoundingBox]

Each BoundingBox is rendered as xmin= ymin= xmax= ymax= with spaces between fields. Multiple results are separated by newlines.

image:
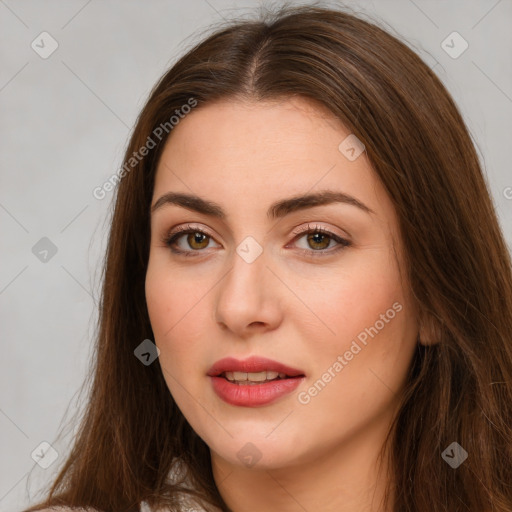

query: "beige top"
xmin=142 ymin=457 xmax=216 ymax=511
xmin=31 ymin=459 xmax=217 ymax=512
xmin=34 ymin=497 xmax=210 ymax=512
xmin=31 ymin=506 xmax=208 ymax=512
xmin=140 ymin=498 xmax=210 ymax=512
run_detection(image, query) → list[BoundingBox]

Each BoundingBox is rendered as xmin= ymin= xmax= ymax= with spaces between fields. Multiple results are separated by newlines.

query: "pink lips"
xmin=207 ymin=356 xmax=306 ymax=407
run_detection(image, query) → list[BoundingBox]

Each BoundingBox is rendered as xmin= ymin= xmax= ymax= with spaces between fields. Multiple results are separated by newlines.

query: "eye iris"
xmin=307 ymin=232 xmax=330 ymax=250
xmin=187 ymin=232 xmax=209 ymax=249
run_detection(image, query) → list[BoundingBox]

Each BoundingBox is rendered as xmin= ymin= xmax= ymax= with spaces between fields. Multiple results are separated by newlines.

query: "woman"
xmin=24 ymin=3 xmax=512 ymax=512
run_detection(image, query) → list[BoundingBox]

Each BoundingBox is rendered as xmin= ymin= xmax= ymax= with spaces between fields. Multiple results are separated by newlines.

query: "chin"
xmin=202 ymin=425 xmax=310 ymax=470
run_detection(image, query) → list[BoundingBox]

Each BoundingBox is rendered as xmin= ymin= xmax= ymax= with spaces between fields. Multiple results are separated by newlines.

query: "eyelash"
xmin=161 ymin=223 xmax=351 ymax=259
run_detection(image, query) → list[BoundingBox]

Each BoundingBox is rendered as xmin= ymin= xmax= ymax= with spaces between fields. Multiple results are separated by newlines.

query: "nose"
xmin=214 ymin=243 xmax=283 ymax=338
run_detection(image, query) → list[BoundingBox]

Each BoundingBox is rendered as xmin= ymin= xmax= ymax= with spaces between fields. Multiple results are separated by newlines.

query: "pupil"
xmin=309 ymin=232 xmax=328 ymax=249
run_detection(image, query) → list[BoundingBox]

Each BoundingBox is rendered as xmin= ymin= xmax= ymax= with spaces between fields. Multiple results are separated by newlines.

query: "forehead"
xmin=152 ymin=97 xmax=396 ymax=228
xmin=161 ymin=96 xmax=343 ymax=154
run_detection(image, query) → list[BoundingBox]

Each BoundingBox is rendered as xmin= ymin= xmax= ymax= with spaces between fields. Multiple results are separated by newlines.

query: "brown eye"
xmin=163 ymin=226 xmax=219 ymax=256
xmin=306 ymin=232 xmax=331 ymax=250
xmin=291 ymin=224 xmax=351 ymax=258
xmin=187 ymin=232 xmax=210 ymax=250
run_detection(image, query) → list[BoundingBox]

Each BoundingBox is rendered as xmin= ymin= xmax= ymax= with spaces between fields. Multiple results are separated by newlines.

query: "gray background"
xmin=1 ymin=0 xmax=511 ymax=510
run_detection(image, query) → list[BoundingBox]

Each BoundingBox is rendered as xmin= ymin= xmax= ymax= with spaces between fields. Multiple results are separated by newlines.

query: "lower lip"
xmin=209 ymin=376 xmax=304 ymax=407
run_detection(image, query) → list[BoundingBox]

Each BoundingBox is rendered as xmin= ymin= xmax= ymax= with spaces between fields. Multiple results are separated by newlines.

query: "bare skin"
xmin=145 ymin=96 xmax=420 ymax=512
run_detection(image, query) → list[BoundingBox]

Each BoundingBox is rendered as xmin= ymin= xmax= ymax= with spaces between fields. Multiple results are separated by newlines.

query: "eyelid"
xmin=164 ymin=222 xmax=348 ymax=242
xmin=290 ymin=222 xmax=349 ymax=240
xmin=166 ymin=223 xmax=216 ymax=240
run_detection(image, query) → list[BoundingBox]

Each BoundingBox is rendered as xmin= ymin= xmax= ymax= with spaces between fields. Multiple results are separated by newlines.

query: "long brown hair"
xmin=24 ymin=3 xmax=512 ymax=511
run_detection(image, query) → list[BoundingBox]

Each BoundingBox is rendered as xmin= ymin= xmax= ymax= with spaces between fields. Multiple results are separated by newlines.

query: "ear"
xmin=417 ymin=310 xmax=443 ymax=346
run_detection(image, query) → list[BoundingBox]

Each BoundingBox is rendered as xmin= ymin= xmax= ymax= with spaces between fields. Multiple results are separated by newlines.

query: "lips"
xmin=207 ymin=356 xmax=306 ymax=407
xmin=207 ymin=356 xmax=305 ymax=378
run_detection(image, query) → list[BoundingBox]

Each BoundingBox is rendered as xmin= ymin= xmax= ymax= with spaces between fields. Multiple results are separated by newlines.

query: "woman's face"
xmin=145 ymin=97 xmax=419 ymax=472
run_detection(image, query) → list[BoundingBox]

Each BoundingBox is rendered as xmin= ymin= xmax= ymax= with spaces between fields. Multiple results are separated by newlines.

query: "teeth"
xmin=248 ymin=372 xmax=267 ymax=382
xmin=224 ymin=370 xmax=285 ymax=383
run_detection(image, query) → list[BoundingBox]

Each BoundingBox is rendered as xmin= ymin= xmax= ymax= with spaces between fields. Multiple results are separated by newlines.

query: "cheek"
xmin=145 ymin=272 xmax=199 ymax=410
xmin=146 ymin=258 xmax=202 ymax=337
xmin=294 ymin=254 xmax=416 ymax=419
xmin=145 ymin=269 xmax=174 ymax=340
xmin=294 ymin=251 xmax=415 ymax=403
xmin=294 ymin=249 xmax=405 ymax=349
xmin=145 ymin=262 xmax=214 ymax=374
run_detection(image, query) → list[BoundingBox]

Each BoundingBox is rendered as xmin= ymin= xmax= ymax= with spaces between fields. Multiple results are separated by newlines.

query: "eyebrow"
xmin=150 ymin=190 xmax=374 ymax=219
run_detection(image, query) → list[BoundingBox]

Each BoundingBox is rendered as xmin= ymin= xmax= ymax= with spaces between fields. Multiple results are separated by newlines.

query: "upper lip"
xmin=207 ymin=356 xmax=305 ymax=377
